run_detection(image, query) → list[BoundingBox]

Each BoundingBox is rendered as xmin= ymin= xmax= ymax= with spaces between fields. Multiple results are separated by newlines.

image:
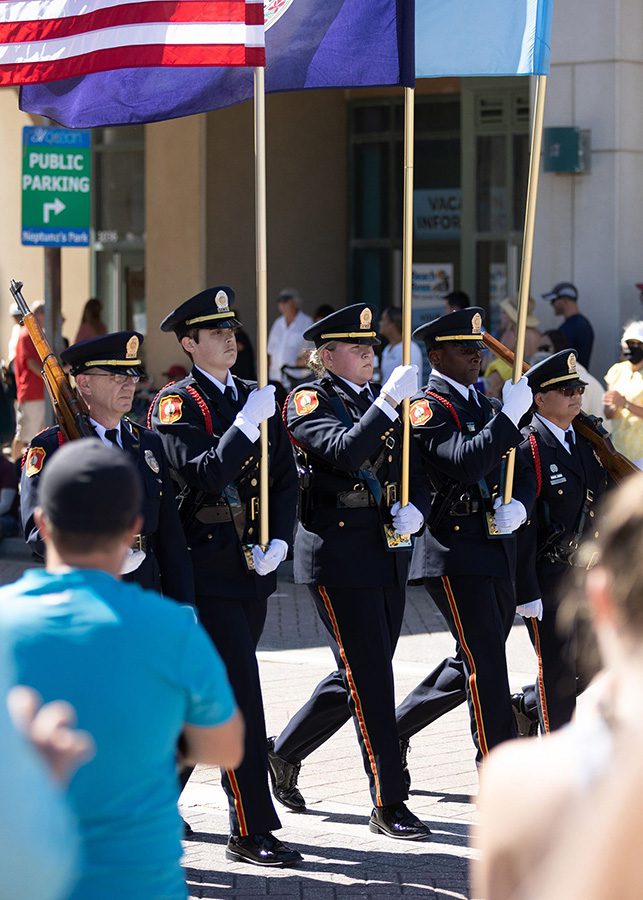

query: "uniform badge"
xmin=360 ymin=308 xmax=372 ymax=330
xmin=567 ymin=352 xmax=577 ymax=373
xmin=410 ymin=398 xmax=432 ymax=426
xmin=158 ymin=394 xmax=183 ymax=424
xmin=471 ymin=312 xmax=482 ymax=334
xmin=25 ymin=446 xmax=46 ymax=477
xmin=215 ymin=290 xmax=229 ymax=312
xmin=126 ymin=335 xmax=139 ymax=359
xmin=550 ymin=464 xmax=558 ymax=472
xmin=293 ymin=390 xmax=319 ymax=416
xmin=144 ymin=449 xmax=160 ymax=473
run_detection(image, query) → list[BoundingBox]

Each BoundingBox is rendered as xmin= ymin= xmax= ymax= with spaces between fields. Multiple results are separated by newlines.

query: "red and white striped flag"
xmin=0 ymin=0 xmax=264 ymax=86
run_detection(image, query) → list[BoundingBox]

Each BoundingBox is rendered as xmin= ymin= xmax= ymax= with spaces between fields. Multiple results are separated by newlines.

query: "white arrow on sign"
xmin=43 ymin=197 xmax=66 ymax=224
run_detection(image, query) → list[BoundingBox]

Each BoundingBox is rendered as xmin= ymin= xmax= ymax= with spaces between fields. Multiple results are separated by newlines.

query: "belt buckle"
xmin=132 ymin=534 xmax=143 ymax=552
xmin=250 ymin=497 xmax=259 ymax=521
xmin=385 ymin=483 xmax=397 ymax=506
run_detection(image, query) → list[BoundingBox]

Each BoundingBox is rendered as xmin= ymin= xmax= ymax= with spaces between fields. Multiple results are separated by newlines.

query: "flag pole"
xmin=400 ymin=85 xmax=414 ymax=508
xmin=503 ymin=74 xmax=548 ymax=503
xmin=254 ymin=65 xmax=269 ymax=547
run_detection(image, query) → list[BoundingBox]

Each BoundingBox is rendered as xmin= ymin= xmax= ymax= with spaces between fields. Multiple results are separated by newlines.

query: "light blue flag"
xmin=416 ymin=0 xmax=553 ymax=77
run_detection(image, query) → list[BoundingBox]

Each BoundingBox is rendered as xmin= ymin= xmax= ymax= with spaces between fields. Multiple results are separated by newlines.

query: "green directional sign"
xmin=22 ymin=126 xmax=91 ymax=247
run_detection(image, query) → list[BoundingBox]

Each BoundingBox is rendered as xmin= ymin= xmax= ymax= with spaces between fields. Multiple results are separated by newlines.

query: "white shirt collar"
xmin=91 ymin=418 xmax=122 ymax=448
xmin=431 ymin=367 xmax=479 ymax=405
xmin=195 ymin=365 xmax=237 ymax=400
xmin=535 ymin=414 xmax=575 ymax=453
xmin=334 ymin=375 xmax=374 ymax=400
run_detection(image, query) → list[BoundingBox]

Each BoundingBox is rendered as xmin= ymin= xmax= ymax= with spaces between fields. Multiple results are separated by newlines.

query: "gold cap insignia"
xmin=215 ymin=290 xmax=229 ymax=312
xmin=567 ymin=352 xmax=577 ymax=373
xmin=126 ymin=335 xmax=139 ymax=359
xmin=360 ymin=308 xmax=372 ymax=330
xmin=471 ymin=312 xmax=482 ymax=334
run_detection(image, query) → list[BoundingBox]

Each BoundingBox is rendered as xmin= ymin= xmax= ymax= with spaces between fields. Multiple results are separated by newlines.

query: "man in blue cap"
xmin=541 ymin=282 xmax=594 ymax=368
xmin=150 ymin=286 xmax=301 ymax=867
xmin=20 ymin=331 xmax=193 ymax=606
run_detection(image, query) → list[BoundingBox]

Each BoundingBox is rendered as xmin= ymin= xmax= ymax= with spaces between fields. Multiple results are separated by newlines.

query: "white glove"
xmin=121 ymin=548 xmax=146 ymax=575
xmin=235 ymin=385 xmax=276 ymax=438
xmin=501 ymin=375 xmax=533 ymax=426
xmin=390 ymin=500 xmax=424 ymax=535
xmin=517 ymin=599 xmax=543 ymax=620
xmin=493 ymin=496 xmax=527 ymax=533
xmin=380 ymin=365 xmax=419 ymax=405
xmin=252 ymin=538 xmax=288 ymax=576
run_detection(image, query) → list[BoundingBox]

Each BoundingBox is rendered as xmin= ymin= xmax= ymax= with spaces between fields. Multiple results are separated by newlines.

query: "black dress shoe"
xmin=511 ymin=692 xmax=539 ymax=738
xmin=182 ymin=817 xmax=194 ymax=839
xmin=226 ymin=832 xmax=303 ymax=867
xmin=267 ymin=736 xmax=306 ymax=812
xmin=399 ymin=738 xmax=411 ymax=790
xmin=369 ymin=803 xmax=431 ymax=841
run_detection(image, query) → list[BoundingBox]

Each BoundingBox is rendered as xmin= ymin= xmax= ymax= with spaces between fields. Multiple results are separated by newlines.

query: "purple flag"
xmin=20 ymin=0 xmax=414 ymax=128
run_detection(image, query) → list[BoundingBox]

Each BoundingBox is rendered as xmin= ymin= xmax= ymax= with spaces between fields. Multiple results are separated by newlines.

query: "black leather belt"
xmin=195 ymin=504 xmax=233 ymax=524
xmin=314 ymin=490 xmax=378 ymax=509
xmin=132 ymin=534 xmax=150 ymax=552
xmin=448 ymin=500 xmax=481 ymax=516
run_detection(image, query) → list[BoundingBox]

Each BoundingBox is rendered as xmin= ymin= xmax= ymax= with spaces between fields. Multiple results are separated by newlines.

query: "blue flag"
xmin=20 ymin=0 xmax=414 ymax=128
xmin=416 ymin=0 xmax=553 ymax=78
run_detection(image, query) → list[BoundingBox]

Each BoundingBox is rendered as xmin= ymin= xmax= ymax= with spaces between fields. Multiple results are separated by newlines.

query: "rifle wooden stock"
xmin=10 ymin=280 xmax=93 ymax=441
xmin=482 ymin=330 xmax=638 ymax=484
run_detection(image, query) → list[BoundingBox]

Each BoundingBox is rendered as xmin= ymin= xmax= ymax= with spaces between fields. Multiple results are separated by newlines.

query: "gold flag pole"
xmin=254 ymin=65 xmax=269 ymax=547
xmin=400 ymin=85 xmax=414 ymax=508
xmin=503 ymin=74 xmax=548 ymax=503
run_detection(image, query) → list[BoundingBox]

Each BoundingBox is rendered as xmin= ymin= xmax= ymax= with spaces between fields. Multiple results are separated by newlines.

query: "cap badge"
xmin=144 ymin=449 xmax=160 ymax=474
xmin=215 ymin=290 xmax=229 ymax=312
xmin=567 ymin=352 xmax=577 ymax=373
xmin=126 ymin=335 xmax=139 ymax=359
xmin=25 ymin=445 xmax=46 ymax=478
xmin=471 ymin=312 xmax=482 ymax=334
xmin=158 ymin=394 xmax=183 ymax=425
xmin=360 ymin=308 xmax=372 ymax=330
xmin=293 ymin=389 xmax=319 ymax=417
xmin=410 ymin=398 xmax=433 ymax=427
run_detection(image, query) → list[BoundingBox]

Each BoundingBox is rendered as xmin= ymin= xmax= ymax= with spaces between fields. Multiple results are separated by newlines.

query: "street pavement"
xmin=0 ymin=541 xmax=538 ymax=900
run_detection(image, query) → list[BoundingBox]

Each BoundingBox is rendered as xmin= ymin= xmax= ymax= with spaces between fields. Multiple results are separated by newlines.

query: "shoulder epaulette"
xmin=147 ymin=381 xmax=214 ymax=435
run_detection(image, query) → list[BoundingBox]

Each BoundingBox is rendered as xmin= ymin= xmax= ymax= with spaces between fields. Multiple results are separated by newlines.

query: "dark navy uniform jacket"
xmin=20 ymin=420 xmax=194 ymax=604
xmin=286 ymin=374 xmax=432 ymax=589
xmin=407 ymin=374 xmax=529 ymax=580
xmin=150 ymin=368 xmax=297 ymax=601
xmin=516 ymin=415 xmax=609 ymax=609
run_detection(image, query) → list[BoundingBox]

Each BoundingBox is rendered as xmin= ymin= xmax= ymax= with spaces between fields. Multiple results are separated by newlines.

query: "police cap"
xmin=527 ymin=349 xmax=587 ymax=393
xmin=61 ymin=331 xmax=145 ymax=377
xmin=160 ymin=286 xmax=242 ymax=333
xmin=303 ymin=303 xmax=380 ymax=348
xmin=413 ymin=307 xmax=486 ymax=350
xmin=39 ymin=439 xmax=143 ymax=534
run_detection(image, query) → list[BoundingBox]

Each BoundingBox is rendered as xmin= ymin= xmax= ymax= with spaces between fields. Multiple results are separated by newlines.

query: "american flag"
xmin=0 ymin=0 xmax=264 ymax=86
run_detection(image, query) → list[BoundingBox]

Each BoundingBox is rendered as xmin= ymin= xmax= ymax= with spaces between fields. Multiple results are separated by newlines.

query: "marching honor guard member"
xmin=267 ymin=303 xmax=432 ymax=840
xmin=513 ymin=349 xmax=610 ymax=733
xmin=393 ymin=308 xmax=533 ymax=768
xmin=20 ymin=331 xmax=193 ymax=605
xmin=149 ymin=286 xmax=301 ymax=868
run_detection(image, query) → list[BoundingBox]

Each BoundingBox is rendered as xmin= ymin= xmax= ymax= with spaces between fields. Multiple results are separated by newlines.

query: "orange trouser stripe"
xmin=442 ymin=575 xmax=489 ymax=756
xmin=226 ymin=768 xmax=248 ymax=836
xmin=531 ymin=618 xmax=551 ymax=734
xmin=318 ymin=585 xmax=382 ymax=806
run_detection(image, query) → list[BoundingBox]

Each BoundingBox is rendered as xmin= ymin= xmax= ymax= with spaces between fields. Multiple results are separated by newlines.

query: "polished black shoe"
xmin=267 ymin=736 xmax=306 ymax=812
xmin=400 ymin=738 xmax=411 ymax=791
xmin=182 ymin=817 xmax=194 ymax=839
xmin=369 ymin=803 xmax=431 ymax=841
xmin=511 ymin=692 xmax=539 ymax=738
xmin=225 ymin=832 xmax=303 ymax=867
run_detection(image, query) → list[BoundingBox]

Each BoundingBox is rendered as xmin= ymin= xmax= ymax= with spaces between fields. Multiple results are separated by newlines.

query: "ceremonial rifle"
xmin=483 ymin=331 xmax=637 ymax=484
xmin=10 ymin=279 xmax=93 ymax=441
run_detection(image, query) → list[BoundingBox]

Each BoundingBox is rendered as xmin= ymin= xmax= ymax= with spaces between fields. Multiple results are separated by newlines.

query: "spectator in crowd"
xmin=474 ymin=473 xmax=643 ymax=900
xmin=604 ymin=321 xmax=643 ymax=467
xmin=11 ymin=300 xmax=45 ymax=461
xmin=267 ymin=289 xmax=313 ymax=388
xmin=0 ymin=439 xmax=244 ymax=898
xmin=0 ymin=453 xmax=19 ymax=538
xmin=378 ymin=306 xmax=424 ymax=382
xmin=232 ymin=328 xmax=257 ymax=381
xmin=7 ymin=303 xmax=22 ymax=371
xmin=443 ymin=290 xmax=470 ymax=314
xmin=74 ymin=298 xmax=107 ymax=344
xmin=484 ymin=296 xmax=541 ymax=398
xmin=534 ymin=329 xmax=607 ymax=424
xmin=313 ymin=304 xmax=335 ymax=322
xmin=541 ymin=282 xmax=594 ymax=368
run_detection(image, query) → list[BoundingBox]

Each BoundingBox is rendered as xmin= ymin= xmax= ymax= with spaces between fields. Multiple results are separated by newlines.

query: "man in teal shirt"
xmin=0 ymin=440 xmax=243 ymax=899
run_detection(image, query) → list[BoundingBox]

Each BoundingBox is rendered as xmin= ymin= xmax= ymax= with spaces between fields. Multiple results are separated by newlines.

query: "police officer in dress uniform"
xmin=149 ymin=286 xmax=301 ymax=868
xmin=266 ymin=303 xmax=432 ymax=840
xmin=20 ymin=332 xmax=193 ymax=605
xmin=512 ymin=349 xmax=610 ymax=734
xmin=392 ymin=309 xmax=534 ymax=767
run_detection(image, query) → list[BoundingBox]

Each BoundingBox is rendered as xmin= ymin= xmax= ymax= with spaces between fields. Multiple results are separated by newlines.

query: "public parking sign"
xmin=22 ymin=126 xmax=91 ymax=247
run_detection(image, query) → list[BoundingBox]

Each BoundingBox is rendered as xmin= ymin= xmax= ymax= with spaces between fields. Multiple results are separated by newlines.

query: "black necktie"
xmin=468 ymin=387 xmax=479 ymax=406
xmin=565 ymin=431 xmax=575 ymax=454
xmin=359 ymin=388 xmax=372 ymax=404
xmin=105 ymin=428 xmax=119 ymax=446
xmin=223 ymin=385 xmax=236 ymax=406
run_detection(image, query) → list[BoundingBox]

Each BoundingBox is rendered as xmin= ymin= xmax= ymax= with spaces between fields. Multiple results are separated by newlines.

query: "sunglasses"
xmin=556 ymin=385 xmax=585 ymax=397
xmin=85 ymin=372 xmax=141 ymax=384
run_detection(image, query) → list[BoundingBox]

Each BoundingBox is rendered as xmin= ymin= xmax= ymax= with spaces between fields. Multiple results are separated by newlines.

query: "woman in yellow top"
xmin=604 ymin=321 xmax=643 ymax=468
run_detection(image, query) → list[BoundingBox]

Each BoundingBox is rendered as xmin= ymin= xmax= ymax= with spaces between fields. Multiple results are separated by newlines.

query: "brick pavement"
xmin=0 ymin=542 xmax=537 ymax=899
